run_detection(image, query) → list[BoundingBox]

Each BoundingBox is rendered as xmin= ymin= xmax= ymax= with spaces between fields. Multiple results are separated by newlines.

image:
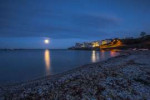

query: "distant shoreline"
xmin=68 ymin=45 xmax=150 ymax=51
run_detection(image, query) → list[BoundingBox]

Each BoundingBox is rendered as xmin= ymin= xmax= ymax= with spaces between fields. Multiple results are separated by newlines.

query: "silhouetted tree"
xmin=140 ymin=32 xmax=146 ymax=37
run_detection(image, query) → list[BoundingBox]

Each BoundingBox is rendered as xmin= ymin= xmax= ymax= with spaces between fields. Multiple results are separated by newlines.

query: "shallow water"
xmin=0 ymin=49 xmax=119 ymax=84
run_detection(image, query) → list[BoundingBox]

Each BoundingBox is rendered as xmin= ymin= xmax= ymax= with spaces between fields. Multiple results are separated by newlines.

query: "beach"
xmin=0 ymin=50 xmax=150 ymax=100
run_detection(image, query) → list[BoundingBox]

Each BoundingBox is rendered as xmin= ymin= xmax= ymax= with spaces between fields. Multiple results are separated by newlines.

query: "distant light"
xmin=44 ymin=39 xmax=49 ymax=44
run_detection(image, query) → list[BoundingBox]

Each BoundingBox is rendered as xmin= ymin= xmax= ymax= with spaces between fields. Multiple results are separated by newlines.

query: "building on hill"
xmin=101 ymin=39 xmax=112 ymax=45
xmin=92 ymin=41 xmax=100 ymax=47
xmin=75 ymin=42 xmax=93 ymax=48
xmin=83 ymin=42 xmax=93 ymax=48
xmin=75 ymin=43 xmax=83 ymax=48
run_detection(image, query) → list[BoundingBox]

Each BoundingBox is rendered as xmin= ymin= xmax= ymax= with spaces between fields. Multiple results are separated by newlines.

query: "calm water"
xmin=0 ymin=50 xmax=119 ymax=84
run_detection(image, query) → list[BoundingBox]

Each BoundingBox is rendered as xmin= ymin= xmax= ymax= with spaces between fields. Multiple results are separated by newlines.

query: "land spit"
xmin=0 ymin=50 xmax=150 ymax=100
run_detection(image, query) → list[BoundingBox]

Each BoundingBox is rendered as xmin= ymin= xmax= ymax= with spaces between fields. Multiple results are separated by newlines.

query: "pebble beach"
xmin=0 ymin=50 xmax=150 ymax=100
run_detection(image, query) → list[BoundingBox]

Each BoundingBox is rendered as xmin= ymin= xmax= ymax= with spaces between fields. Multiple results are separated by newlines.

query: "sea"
xmin=0 ymin=49 xmax=119 ymax=84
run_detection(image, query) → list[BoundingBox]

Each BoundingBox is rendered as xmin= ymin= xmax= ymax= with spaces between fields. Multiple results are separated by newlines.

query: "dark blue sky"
xmin=0 ymin=0 xmax=150 ymax=49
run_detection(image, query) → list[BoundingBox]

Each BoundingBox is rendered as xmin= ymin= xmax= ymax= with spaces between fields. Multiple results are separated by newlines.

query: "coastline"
xmin=0 ymin=50 xmax=150 ymax=100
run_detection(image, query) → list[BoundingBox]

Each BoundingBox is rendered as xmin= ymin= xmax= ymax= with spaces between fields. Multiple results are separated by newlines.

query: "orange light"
xmin=91 ymin=50 xmax=96 ymax=62
xmin=44 ymin=49 xmax=51 ymax=75
xmin=110 ymin=50 xmax=117 ymax=57
xmin=100 ymin=50 xmax=105 ymax=59
xmin=100 ymin=39 xmax=123 ymax=49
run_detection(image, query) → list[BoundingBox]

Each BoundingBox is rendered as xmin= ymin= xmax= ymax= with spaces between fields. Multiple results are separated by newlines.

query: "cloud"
xmin=73 ymin=13 xmax=121 ymax=28
xmin=0 ymin=0 xmax=150 ymax=40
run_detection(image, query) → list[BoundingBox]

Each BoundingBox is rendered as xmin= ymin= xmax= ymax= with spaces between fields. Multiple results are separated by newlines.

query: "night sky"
xmin=0 ymin=0 xmax=150 ymax=49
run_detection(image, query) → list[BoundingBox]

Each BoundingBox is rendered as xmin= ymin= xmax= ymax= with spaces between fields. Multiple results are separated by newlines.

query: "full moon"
xmin=44 ymin=39 xmax=49 ymax=44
